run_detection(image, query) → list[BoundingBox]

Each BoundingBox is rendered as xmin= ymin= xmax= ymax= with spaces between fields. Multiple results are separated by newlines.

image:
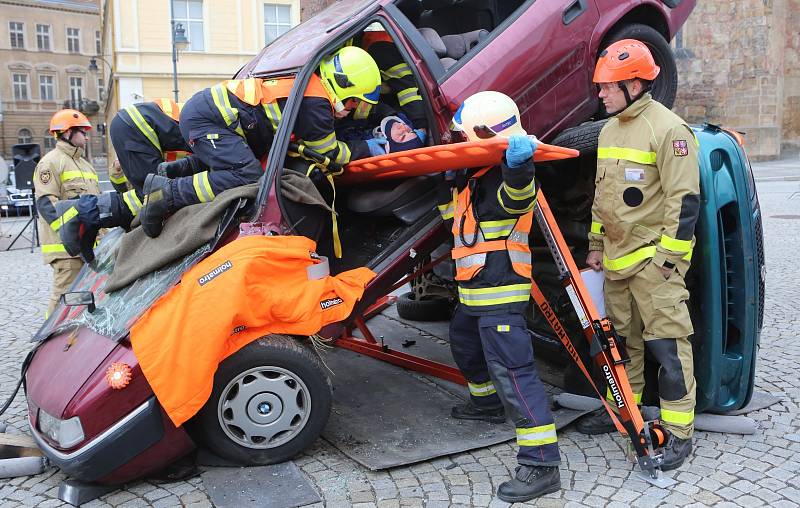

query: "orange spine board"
xmin=339 ymin=138 xmax=579 ymax=184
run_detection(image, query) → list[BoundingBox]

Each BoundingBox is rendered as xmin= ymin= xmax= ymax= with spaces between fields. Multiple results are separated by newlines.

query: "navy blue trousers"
xmin=450 ymin=306 xmax=561 ymax=466
xmin=172 ymin=89 xmax=263 ymax=208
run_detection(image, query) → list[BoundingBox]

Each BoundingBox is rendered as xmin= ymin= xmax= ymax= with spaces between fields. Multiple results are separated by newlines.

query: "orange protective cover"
xmin=339 ymin=138 xmax=579 ymax=184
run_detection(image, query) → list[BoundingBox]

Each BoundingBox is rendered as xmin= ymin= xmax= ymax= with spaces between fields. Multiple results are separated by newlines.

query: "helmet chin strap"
xmin=617 ymin=80 xmax=651 ymax=108
xmin=59 ymin=128 xmax=82 ymax=148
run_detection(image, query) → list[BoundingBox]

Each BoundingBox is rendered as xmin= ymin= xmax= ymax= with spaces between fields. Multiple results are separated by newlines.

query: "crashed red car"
xmin=24 ymin=0 xmax=697 ymax=495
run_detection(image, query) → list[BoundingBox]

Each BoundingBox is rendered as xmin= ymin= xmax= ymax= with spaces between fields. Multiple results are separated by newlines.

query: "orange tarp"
xmin=130 ymin=235 xmax=375 ymax=427
xmin=340 ymin=138 xmax=579 ymax=184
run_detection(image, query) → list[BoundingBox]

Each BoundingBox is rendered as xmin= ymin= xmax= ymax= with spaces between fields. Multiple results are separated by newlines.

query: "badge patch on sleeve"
xmin=39 ymin=169 xmax=52 ymax=185
xmin=672 ymin=140 xmax=689 ymax=157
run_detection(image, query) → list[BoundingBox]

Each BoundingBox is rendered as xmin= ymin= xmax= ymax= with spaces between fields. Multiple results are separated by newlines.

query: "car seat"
xmin=345 ymin=176 xmax=437 ymax=225
xmin=418 ymin=27 xmax=489 ymax=69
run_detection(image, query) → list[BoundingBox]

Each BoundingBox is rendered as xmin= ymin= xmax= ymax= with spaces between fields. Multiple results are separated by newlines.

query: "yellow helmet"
xmin=319 ymin=46 xmax=381 ymax=104
xmin=452 ymin=91 xmax=527 ymax=143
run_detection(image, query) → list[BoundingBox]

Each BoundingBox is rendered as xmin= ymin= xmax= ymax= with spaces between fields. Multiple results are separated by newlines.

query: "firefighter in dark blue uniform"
xmin=438 ymin=91 xmax=561 ymax=503
xmin=139 ymin=46 xmax=383 ymax=238
xmin=54 ymin=99 xmax=201 ymax=262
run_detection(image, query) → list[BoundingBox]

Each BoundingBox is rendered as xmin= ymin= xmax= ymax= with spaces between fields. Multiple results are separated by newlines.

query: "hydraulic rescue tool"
xmin=298 ymin=138 xmax=671 ymax=483
xmin=529 ymin=189 xmax=672 ymax=486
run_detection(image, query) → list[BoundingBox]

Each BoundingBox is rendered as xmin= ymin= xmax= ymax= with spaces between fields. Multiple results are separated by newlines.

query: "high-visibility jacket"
xmin=118 ymin=100 xmax=192 ymax=162
xmin=33 ymin=140 xmax=101 ymax=263
xmin=438 ymin=160 xmax=537 ymax=315
xmin=130 ymin=235 xmax=376 ymax=427
xmin=211 ymin=75 xmax=367 ymax=166
xmin=588 ymin=93 xmax=700 ymax=280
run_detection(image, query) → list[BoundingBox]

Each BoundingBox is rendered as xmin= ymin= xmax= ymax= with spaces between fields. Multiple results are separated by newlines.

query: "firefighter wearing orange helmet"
xmin=33 ymin=109 xmax=100 ymax=316
xmin=577 ymin=39 xmax=700 ymax=472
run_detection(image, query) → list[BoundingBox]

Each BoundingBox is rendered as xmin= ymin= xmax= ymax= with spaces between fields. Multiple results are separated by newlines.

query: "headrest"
xmin=441 ymin=29 xmax=489 ymax=59
xmin=418 ymin=27 xmax=447 ymax=57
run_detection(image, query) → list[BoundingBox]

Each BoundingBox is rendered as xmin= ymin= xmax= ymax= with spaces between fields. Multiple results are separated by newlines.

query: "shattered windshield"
xmin=33 ymin=228 xmax=210 ymax=343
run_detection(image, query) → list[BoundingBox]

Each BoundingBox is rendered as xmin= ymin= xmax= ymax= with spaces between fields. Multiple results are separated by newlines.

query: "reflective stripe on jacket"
xmin=589 ymin=94 xmax=700 ymax=279
xmin=119 ymin=101 xmax=191 ymax=162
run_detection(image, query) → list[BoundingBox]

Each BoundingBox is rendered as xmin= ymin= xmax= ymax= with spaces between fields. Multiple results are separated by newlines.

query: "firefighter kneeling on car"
xmin=437 ymin=91 xmax=561 ymax=503
xmin=577 ymin=39 xmax=700 ymax=471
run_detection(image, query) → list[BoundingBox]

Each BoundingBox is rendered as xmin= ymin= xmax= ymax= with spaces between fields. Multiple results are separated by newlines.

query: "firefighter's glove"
xmin=76 ymin=194 xmax=101 ymax=229
xmin=366 ymin=137 xmax=388 ymax=157
xmin=505 ymin=134 xmax=539 ymax=168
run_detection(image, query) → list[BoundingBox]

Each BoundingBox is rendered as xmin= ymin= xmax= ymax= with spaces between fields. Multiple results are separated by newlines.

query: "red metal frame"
xmin=336 ymin=294 xmax=467 ymax=386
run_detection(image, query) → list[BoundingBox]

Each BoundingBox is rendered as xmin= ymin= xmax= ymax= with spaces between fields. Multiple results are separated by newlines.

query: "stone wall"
xmin=674 ymin=0 xmax=799 ymax=160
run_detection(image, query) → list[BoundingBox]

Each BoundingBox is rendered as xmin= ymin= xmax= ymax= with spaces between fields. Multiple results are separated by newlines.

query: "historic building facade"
xmin=1 ymin=0 xmax=104 ymax=162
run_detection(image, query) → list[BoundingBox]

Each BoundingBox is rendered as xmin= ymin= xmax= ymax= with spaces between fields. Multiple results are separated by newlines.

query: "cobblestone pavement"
xmin=1 ymin=160 xmax=799 ymax=507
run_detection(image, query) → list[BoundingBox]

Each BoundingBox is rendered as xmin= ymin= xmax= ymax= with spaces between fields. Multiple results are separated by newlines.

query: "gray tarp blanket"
xmin=106 ymin=183 xmax=259 ymax=292
xmin=106 ymin=171 xmax=332 ymax=292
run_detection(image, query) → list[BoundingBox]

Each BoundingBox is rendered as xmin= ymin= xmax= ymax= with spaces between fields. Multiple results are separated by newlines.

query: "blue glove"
xmin=414 ymin=129 xmax=427 ymax=143
xmin=505 ymin=135 xmax=539 ymax=168
xmin=366 ymin=137 xmax=388 ymax=157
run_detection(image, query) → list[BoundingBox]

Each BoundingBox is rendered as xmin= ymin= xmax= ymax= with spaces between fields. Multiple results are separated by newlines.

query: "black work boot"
xmin=576 ymin=408 xmax=616 ymax=435
xmin=659 ymin=434 xmax=692 ymax=471
xmin=451 ymin=402 xmax=506 ymax=423
xmin=141 ymin=174 xmax=174 ymax=238
xmin=497 ymin=465 xmax=561 ymax=503
xmin=157 ymin=157 xmax=199 ymax=178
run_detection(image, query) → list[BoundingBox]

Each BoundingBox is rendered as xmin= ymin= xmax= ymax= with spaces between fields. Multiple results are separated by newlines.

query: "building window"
xmin=18 ymin=129 xmax=33 ymax=144
xmin=172 ymin=0 xmax=204 ymax=51
xmin=97 ymin=77 xmax=105 ymax=100
xmin=39 ymin=74 xmax=55 ymax=101
xmin=264 ymin=4 xmax=291 ymax=44
xmin=67 ymin=27 xmax=80 ymax=53
xmin=95 ymin=30 xmax=101 ymax=55
xmin=69 ymin=76 xmax=83 ymax=104
xmin=43 ymin=130 xmax=56 ymax=150
xmin=12 ymin=73 xmax=29 ymax=101
xmin=9 ymin=21 xmax=24 ymax=49
xmin=36 ymin=24 xmax=51 ymax=51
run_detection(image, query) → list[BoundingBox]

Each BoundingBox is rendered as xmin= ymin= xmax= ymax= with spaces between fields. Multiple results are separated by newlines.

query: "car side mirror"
xmin=61 ymin=291 xmax=96 ymax=313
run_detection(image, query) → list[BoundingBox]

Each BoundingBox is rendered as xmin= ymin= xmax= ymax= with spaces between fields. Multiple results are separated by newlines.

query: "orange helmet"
xmin=593 ymin=39 xmax=660 ymax=83
xmin=49 ymin=109 xmax=92 ymax=135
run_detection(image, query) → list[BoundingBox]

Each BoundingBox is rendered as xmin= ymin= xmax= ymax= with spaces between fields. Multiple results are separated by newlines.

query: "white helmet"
xmin=452 ymin=91 xmax=527 ymax=143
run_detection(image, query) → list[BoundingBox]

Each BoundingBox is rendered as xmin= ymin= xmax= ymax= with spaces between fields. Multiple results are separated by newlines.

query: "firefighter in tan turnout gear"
xmin=33 ymin=109 xmax=100 ymax=316
xmin=577 ymin=39 xmax=700 ymax=471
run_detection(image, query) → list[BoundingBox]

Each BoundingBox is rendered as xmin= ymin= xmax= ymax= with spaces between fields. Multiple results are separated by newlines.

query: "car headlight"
xmin=38 ymin=409 xmax=85 ymax=448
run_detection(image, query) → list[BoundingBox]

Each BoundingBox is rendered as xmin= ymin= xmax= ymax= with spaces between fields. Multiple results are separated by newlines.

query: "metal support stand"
xmin=336 ymin=295 xmax=467 ymax=386
xmin=5 ymin=200 xmax=39 ymax=252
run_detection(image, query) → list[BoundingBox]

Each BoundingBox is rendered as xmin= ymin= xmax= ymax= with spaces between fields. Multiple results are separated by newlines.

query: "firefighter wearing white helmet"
xmin=438 ymin=91 xmax=562 ymax=503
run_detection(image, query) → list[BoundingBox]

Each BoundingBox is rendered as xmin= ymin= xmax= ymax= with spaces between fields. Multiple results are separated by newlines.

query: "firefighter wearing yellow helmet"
xmin=137 ymin=46 xmax=381 ymax=238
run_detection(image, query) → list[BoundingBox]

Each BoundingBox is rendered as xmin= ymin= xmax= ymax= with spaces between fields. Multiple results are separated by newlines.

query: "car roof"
xmin=240 ymin=0 xmax=385 ymax=78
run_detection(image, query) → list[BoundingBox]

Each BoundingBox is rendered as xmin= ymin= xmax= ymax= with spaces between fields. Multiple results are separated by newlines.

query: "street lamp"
xmin=170 ymin=5 xmax=190 ymax=103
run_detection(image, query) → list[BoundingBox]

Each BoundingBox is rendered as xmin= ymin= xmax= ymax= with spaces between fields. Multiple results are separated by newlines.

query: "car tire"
xmin=550 ymin=120 xmax=607 ymax=154
xmin=194 ymin=334 xmax=332 ymax=466
xmin=602 ymin=23 xmax=678 ymax=110
xmin=396 ymin=291 xmax=452 ymax=322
